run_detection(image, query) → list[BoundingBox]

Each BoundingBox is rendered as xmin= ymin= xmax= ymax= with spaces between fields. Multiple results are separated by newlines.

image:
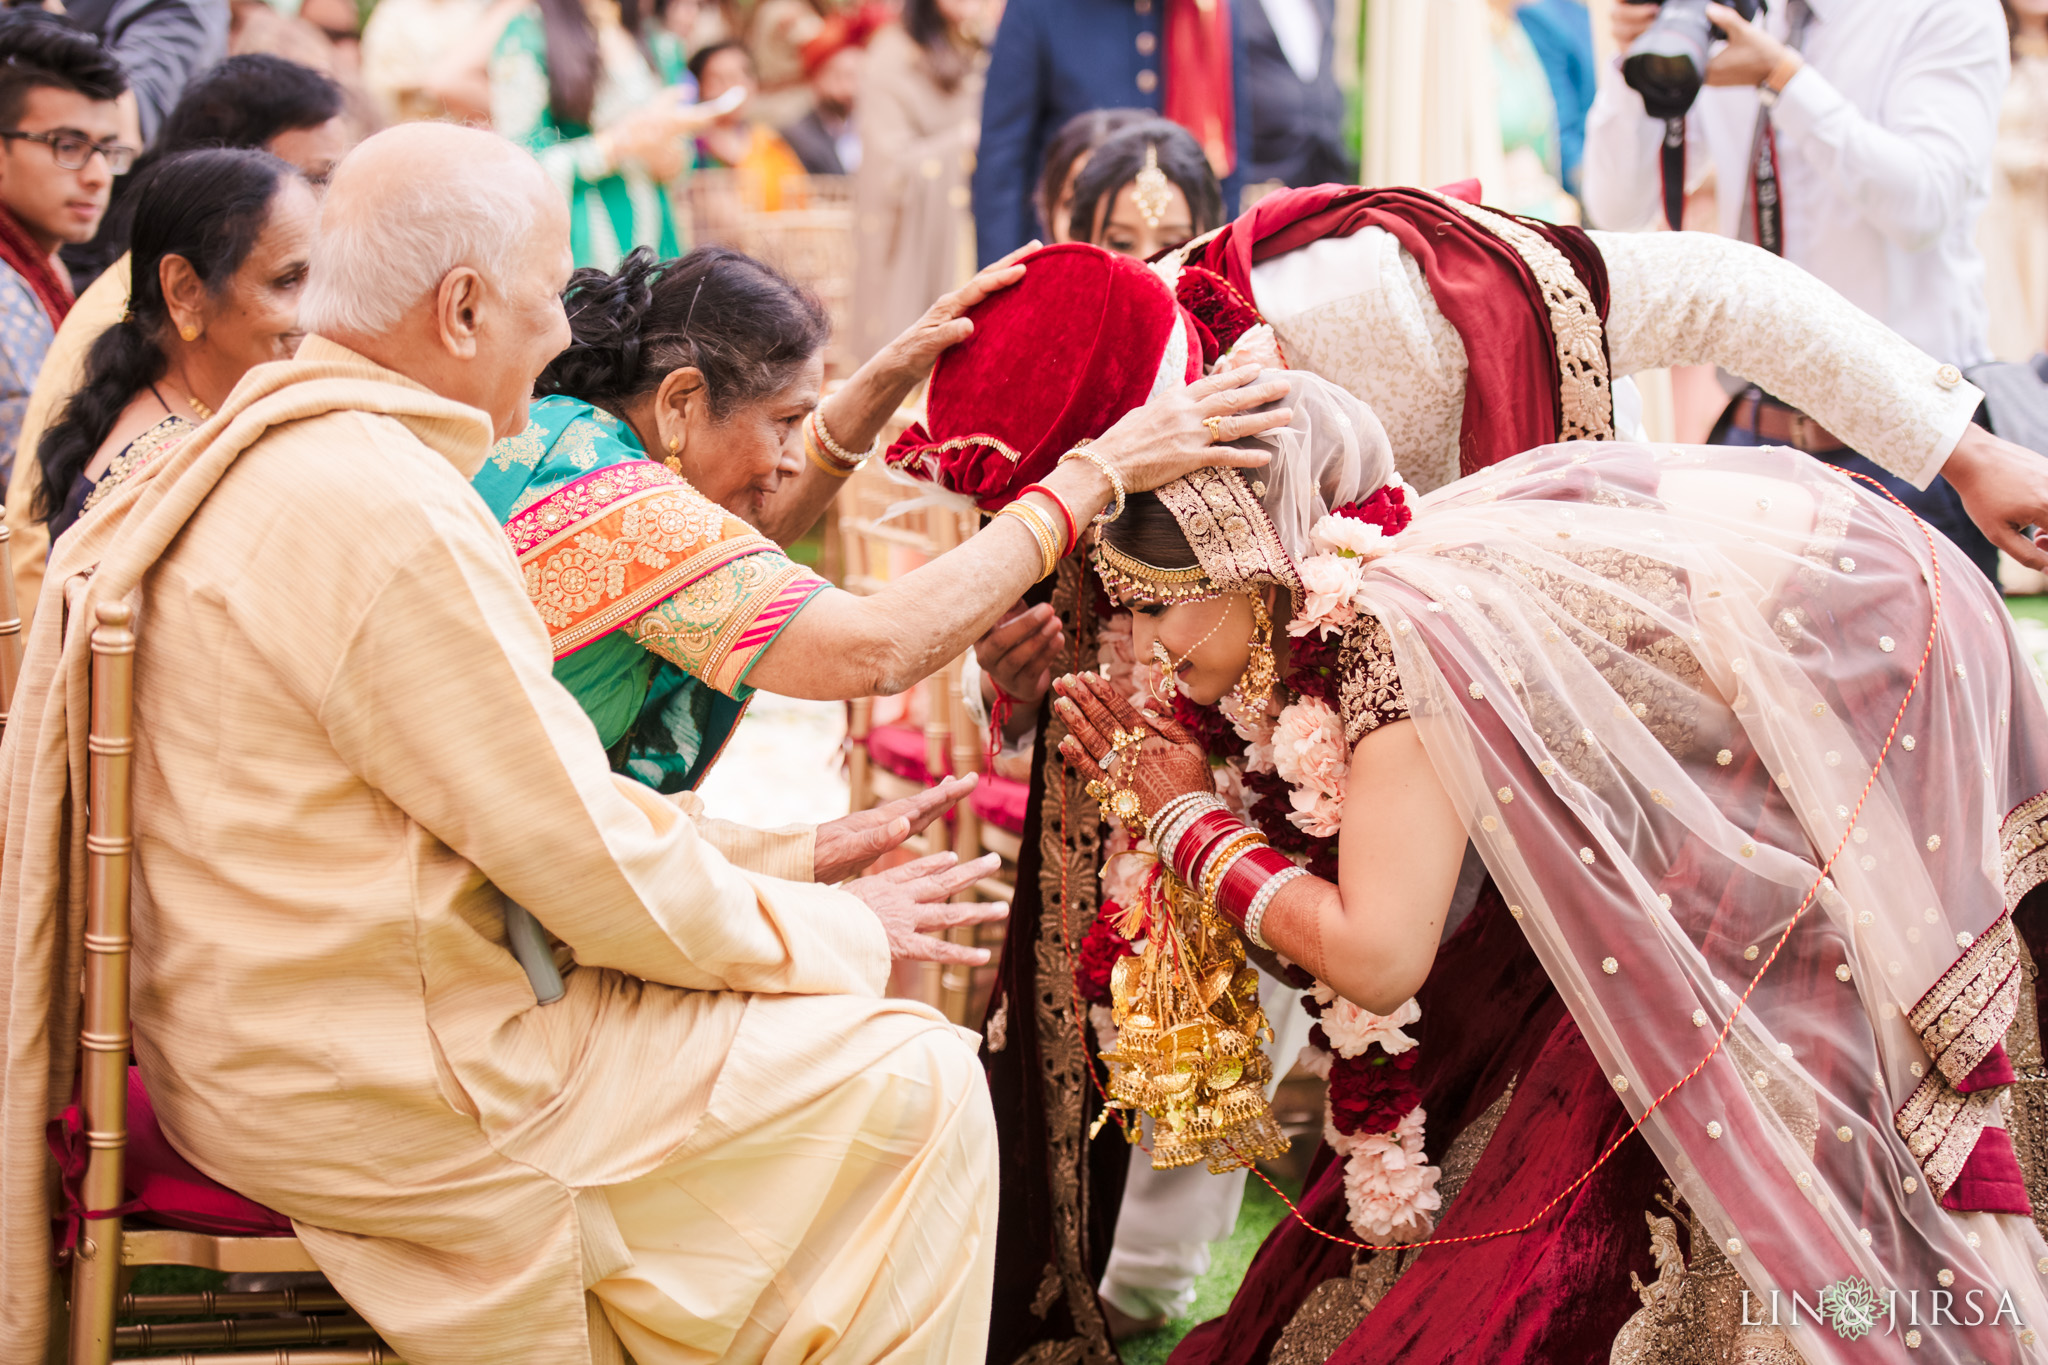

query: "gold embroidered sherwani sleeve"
xmin=1593 ymin=230 xmax=1982 ymax=490
xmin=320 ymin=503 xmax=886 ymax=999
xmin=666 ymin=790 xmax=817 ymax=882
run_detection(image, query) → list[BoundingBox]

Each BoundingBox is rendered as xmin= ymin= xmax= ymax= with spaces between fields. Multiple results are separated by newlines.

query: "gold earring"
xmin=663 ymin=434 xmax=681 ymax=474
xmin=178 ymin=324 xmax=199 ymax=342
xmin=1230 ymin=595 xmax=1276 ymax=713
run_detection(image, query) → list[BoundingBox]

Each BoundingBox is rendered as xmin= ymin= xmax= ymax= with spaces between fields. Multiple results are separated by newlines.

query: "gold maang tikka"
xmin=1130 ymin=144 xmax=1174 ymax=230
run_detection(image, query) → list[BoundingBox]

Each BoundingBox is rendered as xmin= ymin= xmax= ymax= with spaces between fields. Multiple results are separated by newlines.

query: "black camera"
xmin=1621 ymin=0 xmax=1763 ymax=120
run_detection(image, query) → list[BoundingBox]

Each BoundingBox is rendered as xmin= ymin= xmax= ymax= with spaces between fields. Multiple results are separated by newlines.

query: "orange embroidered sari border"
xmin=505 ymin=460 xmax=685 ymax=557
xmin=547 ymin=536 xmax=778 ymax=661
xmin=507 ymin=457 xmax=781 ymax=662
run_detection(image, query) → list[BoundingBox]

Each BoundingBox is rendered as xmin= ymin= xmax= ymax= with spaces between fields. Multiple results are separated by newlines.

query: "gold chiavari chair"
xmin=834 ymin=464 xmax=1017 ymax=1026
xmin=0 ymin=511 xmax=23 ymax=741
xmin=681 ymin=170 xmax=858 ymax=378
xmin=58 ymin=600 xmax=398 ymax=1365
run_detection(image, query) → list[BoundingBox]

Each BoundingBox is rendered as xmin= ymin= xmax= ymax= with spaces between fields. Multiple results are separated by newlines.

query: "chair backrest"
xmin=0 ymin=510 xmax=24 ymax=741
xmin=834 ymin=467 xmax=1000 ymax=1023
xmin=835 ymin=460 xmax=981 ymax=785
xmin=681 ymin=170 xmax=858 ymax=377
xmin=63 ymin=601 xmax=135 ymax=1363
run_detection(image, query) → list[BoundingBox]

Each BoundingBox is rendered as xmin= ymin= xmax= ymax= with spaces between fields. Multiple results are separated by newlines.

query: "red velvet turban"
xmin=885 ymin=243 xmax=1200 ymax=510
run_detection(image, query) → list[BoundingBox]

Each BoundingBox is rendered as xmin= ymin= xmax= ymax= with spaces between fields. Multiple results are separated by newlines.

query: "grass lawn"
xmin=1117 ymin=1174 xmax=1297 ymax=1365
xmin=2009 ymin=595 xmax=2048 ymax=626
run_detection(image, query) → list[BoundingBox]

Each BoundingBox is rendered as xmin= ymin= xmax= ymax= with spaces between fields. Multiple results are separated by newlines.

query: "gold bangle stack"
xmin=998 ymin=499 xmax=1061 ymax=580
xmin=1058 ymin=440 xmax=1127 ymax=525
xmin=805 ymin=409 xmax=871 ymax=478
xmin=1198 ymin=829 xmax=1265 ymax=907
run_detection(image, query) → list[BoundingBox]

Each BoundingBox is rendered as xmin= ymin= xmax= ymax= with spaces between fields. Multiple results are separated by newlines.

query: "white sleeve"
xmin=1596 ymin=230 xmax=1981 ymax=489
xmin=1769 ymin=11 xmax=2007 ymax=254
xmin=1581 ymin=57 xmax=1670 ymax=232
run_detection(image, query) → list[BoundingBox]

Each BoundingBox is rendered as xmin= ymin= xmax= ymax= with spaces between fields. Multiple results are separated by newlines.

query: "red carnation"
xmin=1175 ymin=267 xmax=1264 ymax=362
xmin=1327 ymin=1054 xmax=1422 ymax=1136
xmin=1331 ymin=484 xmax=1413 ymax=537
xmin=1075 ymin=904 xmax=1135 ymax=1007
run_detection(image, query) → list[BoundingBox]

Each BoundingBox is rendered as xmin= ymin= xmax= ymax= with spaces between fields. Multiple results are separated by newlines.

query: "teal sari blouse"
xmin=474 ymin=395 xmax=825 ymax=791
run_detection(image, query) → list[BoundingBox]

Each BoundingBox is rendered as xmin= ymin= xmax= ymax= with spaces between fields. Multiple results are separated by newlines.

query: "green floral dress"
xmin=490 ymin=9 xmax=688 ymax=268
xmin=475 ymin=395 xmax=827 ymax=791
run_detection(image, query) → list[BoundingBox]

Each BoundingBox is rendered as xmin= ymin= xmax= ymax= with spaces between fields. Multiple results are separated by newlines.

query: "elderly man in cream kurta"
xmin=0 ymin=125 xmax=1000 ymax=1365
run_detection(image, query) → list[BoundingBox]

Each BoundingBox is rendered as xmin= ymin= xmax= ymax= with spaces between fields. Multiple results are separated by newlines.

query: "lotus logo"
xmin=1815 ymin=1277 xmax=1885 ymax=1340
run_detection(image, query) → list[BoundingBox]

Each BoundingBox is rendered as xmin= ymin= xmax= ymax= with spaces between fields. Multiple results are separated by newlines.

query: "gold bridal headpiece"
xmin=1131 ymin=145 xmax=1175 ymax=230
xmin=1093 ymin=538 xmax=1220 ymax=606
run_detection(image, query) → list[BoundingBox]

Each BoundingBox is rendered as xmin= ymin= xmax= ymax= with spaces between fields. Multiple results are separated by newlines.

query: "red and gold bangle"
xmin=1147 ymin=791 xmax=1221 ymax=851
xmin=1017 ymin=482 xmax=1078 ymax=557
xmin=1199 ymin=830 xmax=1266 ymax=907
xmin=1172 ymin=809 xmax=1245 ymax=882
xmin=803 ymin=417 xmax=855 ymax=479
xmin=1217 ymin=844 xmax=1300 ymax=928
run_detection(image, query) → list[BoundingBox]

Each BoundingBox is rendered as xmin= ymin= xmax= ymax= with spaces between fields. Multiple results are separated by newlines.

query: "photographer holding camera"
xmin=1585 ymin=0 xmax=2024 ymax=581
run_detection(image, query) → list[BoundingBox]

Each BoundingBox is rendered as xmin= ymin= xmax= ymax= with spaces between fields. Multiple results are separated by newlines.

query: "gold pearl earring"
xmin=1230 ymin=595 xmax=1277 ymax=713
xmin=179 ymin=324 xmax=198 ymax=342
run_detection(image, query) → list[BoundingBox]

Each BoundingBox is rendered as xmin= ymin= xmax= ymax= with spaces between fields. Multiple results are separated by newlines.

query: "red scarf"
xmin=1180 ymin=183 xmax=1611 ymax=476
xmin=0 ymin=203 xmax=71 ymax=329
xmin=1165 ymin=0 xmax=1236 ymax=176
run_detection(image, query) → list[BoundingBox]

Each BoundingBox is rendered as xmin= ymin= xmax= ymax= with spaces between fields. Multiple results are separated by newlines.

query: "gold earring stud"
xmin=179 ymin=324 xmax=198 ymax=342
xmin=667 ymin=435 xmax=680 ymax=453
xmin=662 ymin=434 xmax=682 ymax=474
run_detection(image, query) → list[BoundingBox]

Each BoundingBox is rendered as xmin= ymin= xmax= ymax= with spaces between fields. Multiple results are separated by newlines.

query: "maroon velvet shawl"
xmin=0 ymin=203 xmax=71 ymax=329
xmin=1178 ymin=183 xmax=1610 ymax=478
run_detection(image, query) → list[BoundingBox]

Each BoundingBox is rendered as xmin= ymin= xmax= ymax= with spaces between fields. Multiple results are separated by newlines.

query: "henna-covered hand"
xmin=1050 ymin=671 xmax=1211 ymax=827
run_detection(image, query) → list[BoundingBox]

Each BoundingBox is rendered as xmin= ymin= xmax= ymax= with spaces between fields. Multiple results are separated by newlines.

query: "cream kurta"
xmin=0 ymin=338 xmax=995 ymax=1365
xmin=1245 ymin=227 xmax=1985 ymax=493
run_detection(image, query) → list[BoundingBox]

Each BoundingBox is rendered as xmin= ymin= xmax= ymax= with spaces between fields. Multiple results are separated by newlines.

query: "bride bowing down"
xmin=1055 ymin=377 xmax=2048 ymax=1364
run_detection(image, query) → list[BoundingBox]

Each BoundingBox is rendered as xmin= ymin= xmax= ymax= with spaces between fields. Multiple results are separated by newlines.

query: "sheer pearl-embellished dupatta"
xmin=1353 ymin=441 xmax=2048 ymax=1362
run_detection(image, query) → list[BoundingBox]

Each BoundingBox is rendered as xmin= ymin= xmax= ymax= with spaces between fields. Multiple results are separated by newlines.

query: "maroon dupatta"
xmin=0 ymin=204 xmax=71 ymax=329
xmin=1177 ymin=183 xmax=1611 ymax=478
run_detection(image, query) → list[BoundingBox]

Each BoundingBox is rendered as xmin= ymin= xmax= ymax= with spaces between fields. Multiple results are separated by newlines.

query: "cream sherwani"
xmin=1246 ymin=228 xmax=1986 ymax=493
xmin=0 ymin=338 xmax=996 ymax=1365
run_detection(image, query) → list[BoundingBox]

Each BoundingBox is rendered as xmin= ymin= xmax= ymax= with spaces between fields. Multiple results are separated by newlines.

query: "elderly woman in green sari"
xmin=471 ymin=242 xmax=1293 ymax=829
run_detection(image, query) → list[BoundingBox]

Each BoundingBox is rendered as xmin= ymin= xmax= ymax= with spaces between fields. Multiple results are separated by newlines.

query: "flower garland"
xmin=1082 ymin=482 xmax=1443 ymax=1243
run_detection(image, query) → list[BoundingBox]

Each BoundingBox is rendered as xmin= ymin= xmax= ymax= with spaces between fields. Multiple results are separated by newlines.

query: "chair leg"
xmin=846 ymin=698 xmax=873 ymax=816
xmin=46 ymin=1265 xmax=69 ymax=1365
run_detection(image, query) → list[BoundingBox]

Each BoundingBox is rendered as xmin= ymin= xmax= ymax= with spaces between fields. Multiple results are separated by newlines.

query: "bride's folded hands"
xmin=1052 ymin=668 xmax=1465 ymax=1015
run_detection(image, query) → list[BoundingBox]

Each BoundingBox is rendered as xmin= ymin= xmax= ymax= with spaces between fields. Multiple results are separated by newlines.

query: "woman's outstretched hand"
xmin=1052 ymin=671 xmax=1212 ymax=827
xmin=1087 ymin=364 xmax=1292 ymax=495
xmin=874 ymin=242 xmax=1038 ymax=388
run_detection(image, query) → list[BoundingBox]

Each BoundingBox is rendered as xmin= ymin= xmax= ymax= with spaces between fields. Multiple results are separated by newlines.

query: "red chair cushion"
xmin=866 ymin=725 xmax=1029 ymax=835
xmin=126 ymin=1068 xmax=293 ymax=1235
xmin=972 ymin=774 xmax=1030 ymax=835
xmin=865 ymin=724 xmax=944 ymax=784
xmin=49 ymin=1069 xmax=294 ymax=1240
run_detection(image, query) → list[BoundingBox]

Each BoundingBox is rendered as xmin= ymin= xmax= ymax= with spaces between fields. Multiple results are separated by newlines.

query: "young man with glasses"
xmin=0 ymin=10 xmax=127 ymax=486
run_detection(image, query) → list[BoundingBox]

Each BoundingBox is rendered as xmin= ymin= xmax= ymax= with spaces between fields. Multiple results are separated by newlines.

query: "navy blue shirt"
xmin=971 ymin=0 xmax=1254 ymax=264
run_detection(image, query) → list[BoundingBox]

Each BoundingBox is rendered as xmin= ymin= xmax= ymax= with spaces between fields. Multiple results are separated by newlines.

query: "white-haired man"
xmin=0 ymin=123 xmax=1003 ymax=1365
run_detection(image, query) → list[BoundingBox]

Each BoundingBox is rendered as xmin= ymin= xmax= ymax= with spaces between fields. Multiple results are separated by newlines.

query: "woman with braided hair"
xmin=1050 ymin=366 xmax=2048 ymax=1364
